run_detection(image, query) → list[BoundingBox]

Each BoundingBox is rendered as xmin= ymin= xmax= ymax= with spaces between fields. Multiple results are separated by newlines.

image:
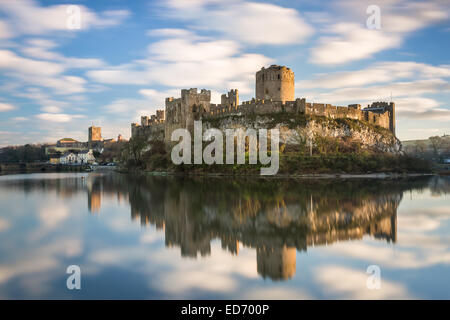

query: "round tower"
xmin=255 ymin=65 xmax=295 ymax=103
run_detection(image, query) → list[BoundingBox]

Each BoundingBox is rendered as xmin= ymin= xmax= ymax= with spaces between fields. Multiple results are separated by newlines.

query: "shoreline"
xmin=0 ymin=166 xmax=440 ymax=179
xmin=119 ymin=169 xmax=437 ymax=179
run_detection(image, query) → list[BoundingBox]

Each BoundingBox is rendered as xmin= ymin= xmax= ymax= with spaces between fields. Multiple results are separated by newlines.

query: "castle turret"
xmin=221 ymin=89 xmax=239 ymax=108
xmin=256 ymin=245 xmax=296 ymax=280
xmin=388 ymin=102 xmax=395 ymax=136
xmin=256 ymin=65 xmax=295 ymax=103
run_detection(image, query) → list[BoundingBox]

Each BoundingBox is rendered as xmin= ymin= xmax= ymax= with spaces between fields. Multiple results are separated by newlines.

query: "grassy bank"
xmin=126 ymin=150 xmax=432 ymax=175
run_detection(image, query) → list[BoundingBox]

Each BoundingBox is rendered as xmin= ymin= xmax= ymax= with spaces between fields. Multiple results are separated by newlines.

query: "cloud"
xmin=164 ymin=0 xmax=314 ymax=45
xmin=394 ymin=98 xmax=450 ymax=120
xmin=149 ymin=39 xmax=240 ymax=62
xmin=36 ymin=113 xmax=85 ymax=123
xmin=337 ymin=0 xmax=449 ymax=34
xmin=299 ymin=62 xmax=450 ymax=89
xmin=21 ymin=38 xmax=105 ymax=69
xmin=12 ymin=88 xmax=73 ymax=110
xmin=40 ymin=106 xmax=62 ymax=113
xmin=305 ymin=79 xmax=450 ymax=102
xmin=0 ymin=50 xmax=63 ymax=76
xmin=0 ymin=102 xmax=16 ymax=112
xmin=0 ymin=0 xmax=130 ymax=36
xmin=103 ymin=98 xmax=154 ymax=115
xmin=297 ymin=61 xmax=450 ymax=121
xmin=310 ymin=23 xmax=401 ymax=65
xmin=11 ymin=117 xmax=27 ymax=122
xmin=309 ymin=0 xmax=449 ymax=65
xmin=147 ymin=28 xmax=202 ymax=39
xmin=11 ymin=73 xmax=88 ymax=95
xmin=88 ymin=34 xmax=272 ymax=92
xmin=0 ymin=20 xmax=13 ymax=39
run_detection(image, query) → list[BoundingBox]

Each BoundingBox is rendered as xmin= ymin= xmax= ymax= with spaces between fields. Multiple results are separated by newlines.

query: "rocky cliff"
xmin=203 ymin=113 xmax=402 ymax=154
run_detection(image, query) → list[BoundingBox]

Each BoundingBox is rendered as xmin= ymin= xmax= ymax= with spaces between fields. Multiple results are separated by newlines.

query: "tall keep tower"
xmin=256 ymin=65 xmax=295 ymax=103
xmin=88 ymin=126 xmax=103 ymax=142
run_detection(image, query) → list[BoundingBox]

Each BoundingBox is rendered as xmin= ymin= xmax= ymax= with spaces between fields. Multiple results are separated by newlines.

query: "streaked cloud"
xmin=310 ymin=23 xmax=401 ymax=65
xmin=299 ymin=62 xmax=450 ymax=89
xmin=0 ymin=0 xmax=130 ymax=36
xmin=309 ymin=0 xmax=449 ymax=65
xmin=36 ymin=113 xmax=85 ymax=123
xmin=88 ymin=33 xmax=272 ymax=92
xmin=164 ymin=0 xmax=313 ymax=45
xmin=0 ymin=102 xmax=16 ymax=112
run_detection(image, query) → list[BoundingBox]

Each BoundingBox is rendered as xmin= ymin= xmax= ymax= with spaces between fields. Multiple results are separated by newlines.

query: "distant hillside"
xmin=402 ymin=135 xmax=450 ymax=162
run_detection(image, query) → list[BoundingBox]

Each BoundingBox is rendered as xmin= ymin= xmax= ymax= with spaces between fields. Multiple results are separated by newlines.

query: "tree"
xmin=415 ymin=141 xmax=427 ymax=155
xmin=429 ymin=136 xmax=442 ymax=159
xmin=122 ymin=136 xmax=148 ymax=167
xmin=0 ymin=144 xmax=48 ymax=163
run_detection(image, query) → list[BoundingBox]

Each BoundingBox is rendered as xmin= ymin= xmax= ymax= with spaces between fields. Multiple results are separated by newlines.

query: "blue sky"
xmin=0 ymin=0 xmax=449 ymax=146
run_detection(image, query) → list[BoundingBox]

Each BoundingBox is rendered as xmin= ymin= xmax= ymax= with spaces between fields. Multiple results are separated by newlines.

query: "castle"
xmin=46 ymin=126 xmax=126 ymax=157
xmin=131 ymin=65 xmax=396 ymax=141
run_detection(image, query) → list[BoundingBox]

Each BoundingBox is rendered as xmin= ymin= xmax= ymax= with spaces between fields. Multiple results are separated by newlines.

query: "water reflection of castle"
xmin=88 ymin=175 xmax=405 ymax=281
xmin=3 ymin=174 xmax=446 ymax=281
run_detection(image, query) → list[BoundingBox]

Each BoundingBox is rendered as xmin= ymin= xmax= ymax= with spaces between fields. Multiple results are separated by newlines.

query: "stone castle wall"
xmin=133 ymin=97 xmax=395 ymax=141
xmin=131 ymin=122 xmax=165 ymax=140
xmin=131 ymin=65 xmax=396 ymax=141
xmin=206 ymin=98 xmax=394 ymax=134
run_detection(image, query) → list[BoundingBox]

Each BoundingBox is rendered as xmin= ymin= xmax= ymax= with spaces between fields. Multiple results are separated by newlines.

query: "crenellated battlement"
xmin=132 ymin=109 xmax=165 ymax=138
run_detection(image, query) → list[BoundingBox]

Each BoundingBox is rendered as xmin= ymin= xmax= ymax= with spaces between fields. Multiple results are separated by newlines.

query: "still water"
xmin=0 ymin=172 xmax=449 ymax=299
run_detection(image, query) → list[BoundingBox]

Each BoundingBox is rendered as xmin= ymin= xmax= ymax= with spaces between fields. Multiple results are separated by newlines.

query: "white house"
xmin=59 ymin=149 xmax=96 ymax=165
xmin=77 ymin=149 xmax=96 ymax=164
xmin=60 ymin=152 xmax=77 ymax=164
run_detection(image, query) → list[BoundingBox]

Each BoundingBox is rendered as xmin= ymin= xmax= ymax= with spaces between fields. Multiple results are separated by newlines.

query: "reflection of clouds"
xmin=86 ymin=242 xmax=263 ymax=297
xmin=140 ymin=230 xmax=164 ymax=244
xmin=398 ymin=214 xmax=440 ymax=232
xmin=0 ymin=238 xmax=82 ymax=297
xmin=39 ymin=203 xmax=69 ymax=228
xmin=0 ymin=217 xmax=10 ymax=232
xmin=104 ymin=210 xmax=140 ymax=233
xmin=27 ymin=197 xmax=76 ymax=243
xmin=241 ymin=287 xmax=311 ymax=300
xmin=315 ymin=266 xmax=412 ymax=299
xmin=326 ymin=241 xmax=450 ymax=269
xmin=160 ymin=269 xmax=238 ymax=294
xmin=323 ymin=201 xmax=450 ymax=271
xmin=399 ymin=206 xmax=450 ymax=232
xmin=0 ymin=184 xmax=84 ymax=298
xmin=155 ymin=246 xmax=258 ymax=296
